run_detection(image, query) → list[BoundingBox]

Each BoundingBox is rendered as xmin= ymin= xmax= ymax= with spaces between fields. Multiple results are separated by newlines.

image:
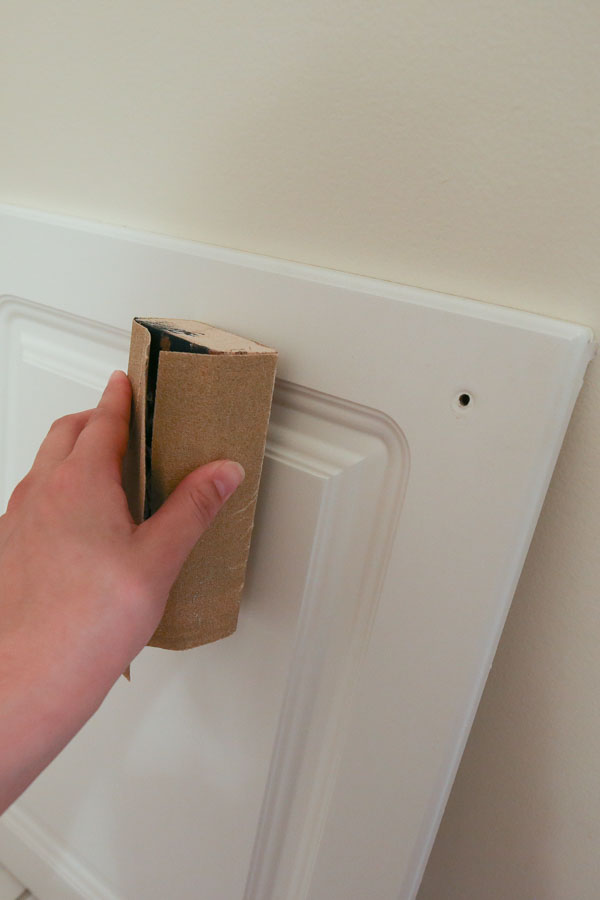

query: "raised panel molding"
xmin=0 ymin=806 xmax=118 ymax=900
xmin=247 ymin=382 xmax=408 ymax=900
xmin=0 ymin=296 xmax=128 ymax=498
xmin=0 ymin=294 xmax=408 ymax=900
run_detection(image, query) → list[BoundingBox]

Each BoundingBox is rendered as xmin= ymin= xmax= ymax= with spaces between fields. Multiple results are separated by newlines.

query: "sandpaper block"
xmin=122 ymin=317 xmax=277 ymax=652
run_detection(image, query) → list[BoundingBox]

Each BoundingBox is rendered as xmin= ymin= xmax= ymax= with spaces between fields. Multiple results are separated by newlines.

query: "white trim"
xmin=0 ymin=202 xmax=594 ymax=341
xmin=0 ymin=807 xmax=118 ymax=900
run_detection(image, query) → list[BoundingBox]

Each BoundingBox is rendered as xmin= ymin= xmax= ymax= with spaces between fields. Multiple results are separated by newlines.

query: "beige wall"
xmin=2 ymin=2 xmax=600 ymax=896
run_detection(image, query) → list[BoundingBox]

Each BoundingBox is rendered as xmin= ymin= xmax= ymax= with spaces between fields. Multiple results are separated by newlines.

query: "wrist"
xmin=0 ymin=621 xmax=119 ymax=813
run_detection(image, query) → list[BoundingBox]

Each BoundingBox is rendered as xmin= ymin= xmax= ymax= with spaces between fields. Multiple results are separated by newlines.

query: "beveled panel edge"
xmin=244 ymin=391 xmax=410 ymax=900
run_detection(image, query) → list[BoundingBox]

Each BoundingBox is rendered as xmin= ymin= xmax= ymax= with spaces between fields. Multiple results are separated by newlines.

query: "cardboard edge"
xmin=122 ymin=319 xmax=151 ymax=525
xmin=136 ymin=317 xmax=278 ymax=355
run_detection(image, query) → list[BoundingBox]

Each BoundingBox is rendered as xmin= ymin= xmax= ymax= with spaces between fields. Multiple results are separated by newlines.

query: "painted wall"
xmin=2 ymin=2 xmax=599 ymax=897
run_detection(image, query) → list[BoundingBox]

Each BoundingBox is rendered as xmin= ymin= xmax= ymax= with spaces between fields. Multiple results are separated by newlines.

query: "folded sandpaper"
xmin=122 ymin=318 xmax=277 ymax=651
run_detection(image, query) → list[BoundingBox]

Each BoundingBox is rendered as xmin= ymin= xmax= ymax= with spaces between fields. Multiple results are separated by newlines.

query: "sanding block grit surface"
xmin=122 ymin=318 xmax=278 ymax=651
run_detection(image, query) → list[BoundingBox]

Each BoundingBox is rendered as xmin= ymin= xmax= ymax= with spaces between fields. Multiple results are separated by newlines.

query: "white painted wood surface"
xmin=0 ymin=206 xmax=594 ymax=900
xmin=0 ymin=863 xmax=28 ymax=900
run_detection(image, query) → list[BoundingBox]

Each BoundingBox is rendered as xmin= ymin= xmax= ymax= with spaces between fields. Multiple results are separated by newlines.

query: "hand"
xmin=0 ymin=370 xmax=244 ymax=812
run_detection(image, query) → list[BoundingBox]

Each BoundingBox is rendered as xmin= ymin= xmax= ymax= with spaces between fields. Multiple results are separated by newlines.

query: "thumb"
xmin=135 ymin=459 xmax=245 ymax=585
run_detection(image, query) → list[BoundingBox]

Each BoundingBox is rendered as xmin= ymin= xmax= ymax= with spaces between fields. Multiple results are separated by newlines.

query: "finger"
xmin=32 ymin=410 xmax=94 ymax=471
xmin=134 ymin=460 xmax=245 ymax=588
xmin=70 ymin=371 xmax=132 ymax=480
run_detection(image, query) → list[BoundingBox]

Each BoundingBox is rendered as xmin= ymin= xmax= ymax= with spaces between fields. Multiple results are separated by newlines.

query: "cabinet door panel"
xmin=0 ymin=207 xmax=594 ymax=900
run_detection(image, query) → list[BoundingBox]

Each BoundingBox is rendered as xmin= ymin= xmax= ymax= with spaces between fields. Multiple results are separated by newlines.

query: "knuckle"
xmin=49 ymin=415 xmax=67 ymax=432
xmin=188 ymin=481 xmax=221 ymax=529
xmin=6 ymin=473 xmax=34 ymax=511
xmin=69 ymin=409 xmax=90 ymax=426
xmin=96 ymin=406 xmax=127 ymax=431
xmin=50 ymin=412 xmax=83 ymax=433
xmin=14 ymin=473 xmax=33 ymax=494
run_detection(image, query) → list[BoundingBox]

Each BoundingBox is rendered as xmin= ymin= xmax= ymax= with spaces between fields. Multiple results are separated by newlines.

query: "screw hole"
xmin=458 ymin=393 xmax=471 ymax=407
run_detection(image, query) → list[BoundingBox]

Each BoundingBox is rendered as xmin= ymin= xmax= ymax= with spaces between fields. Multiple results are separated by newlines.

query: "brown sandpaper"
xmin=122 ymin=317 xmax=277 ymax=652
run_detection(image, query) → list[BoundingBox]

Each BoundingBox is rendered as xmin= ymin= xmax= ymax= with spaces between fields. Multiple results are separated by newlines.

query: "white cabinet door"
xmin=0 ymin=206 xmax=594 ymax=900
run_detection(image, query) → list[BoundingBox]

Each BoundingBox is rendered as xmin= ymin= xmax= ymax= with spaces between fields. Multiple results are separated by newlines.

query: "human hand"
xmin=0 ymin=370 xmax=244 ymax=811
